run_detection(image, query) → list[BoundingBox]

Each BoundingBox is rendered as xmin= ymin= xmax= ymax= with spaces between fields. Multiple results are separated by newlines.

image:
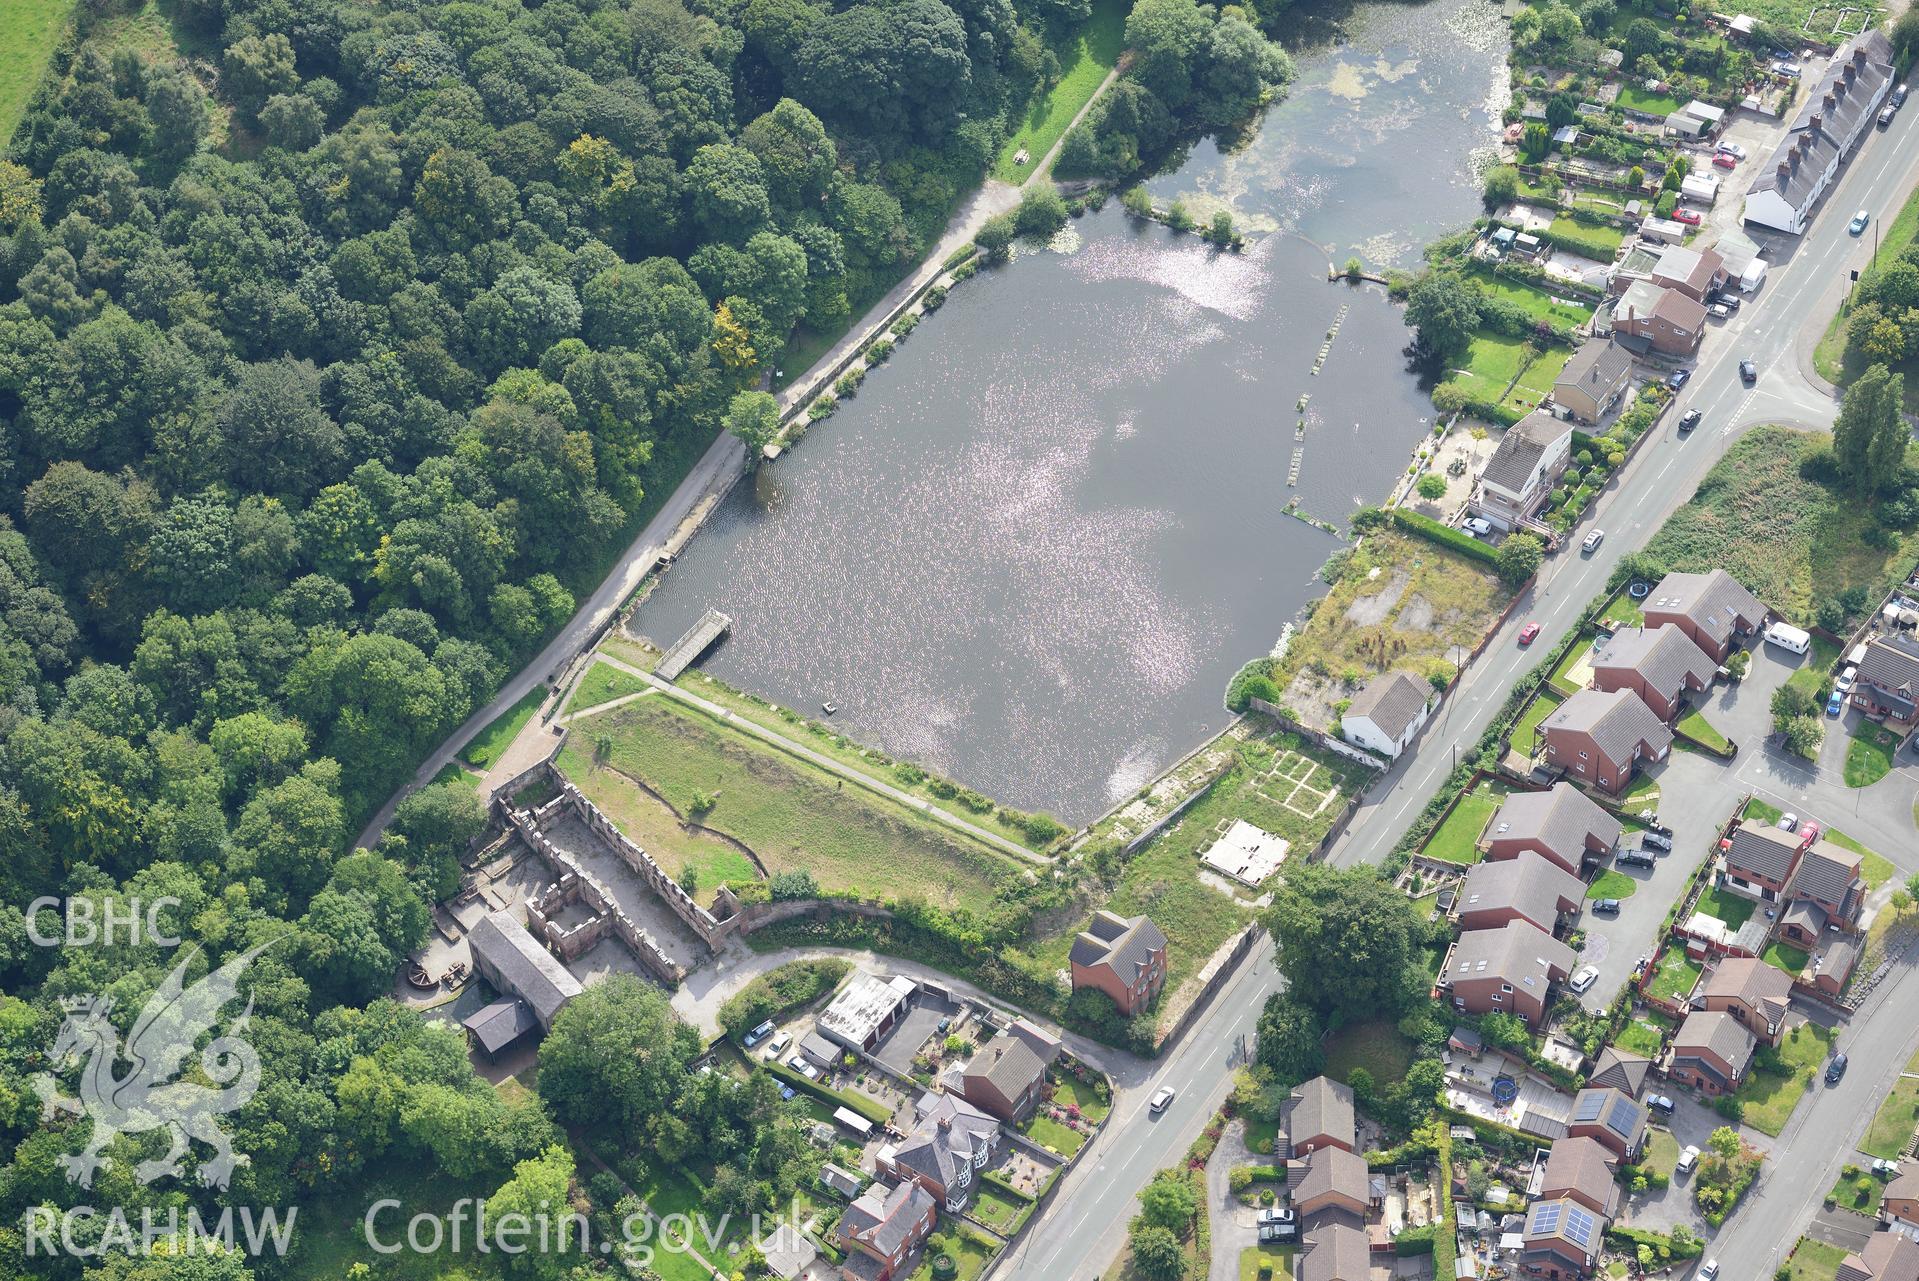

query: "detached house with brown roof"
xmin=879 ymin=1091 xmax=999 ymax=1213
xmin=1294 ymin=1147 xmax=1373 ymax=1220
xmin=1540 ymin=688 xmax=1673 ymax=793
xmin=1722 ymin=821 xmax=1806 ymax=904
xmin=1669 ymin=1010 xmax=1757 ymax=1095
xmin=1436 ymin=920 xmax=1576 ymax=1026
xmin=1298 ymin=1223 xmax=1374 ymax=1281
xmin=1474 ymin=410 xmax=1575 ymax=531
xmin=1612 ymin=280 xmax=1707 ymax=356
xmin=1521 ymin=1197 xmax=1609 ymax=1280
xmin=1700 ymin=957 xmax=1793 ymax=1045
xmin=1567 ymin=1087 xmax=1648 ymax=1160
xmin=1588 ymin=625 xmax=1717 ymax=722
xmin=1837 ymin=1229 xmax=1919 ymax=1281
xmin=1539 ymin=1136 xmax=1620 ymax=1216
xmin=1640 ymin=569 xmax=1768 ymax=663
xmin=1456 ymin=853 xmax=1586 ymax=934
xmin=1883 ymin=1162 xmax=1919 ymax=1226
xmin=1069 ymin=911 xmax=1167 ymax=1016
xmin=1286 ymin=1075 xmax=1357 ymax=1156
xmin=1586 ymin=1046 xmax=1651 ymax=1098
xmin=1851 ymin=633 xmax=1919 ymax=730
xmin=835 ymin=1180 xmax=938 ymax=1281
xmin=1339 ymin=669 xmax=1434 ymax=759
xmin=1648 ymin=245 xmax=1726 ymax=302
xmin=1483 ymin=783 xmax=1623 ymax=875
xmin=950 ymin=1030 xmax=1047 ymax=1122
xmin=1552 ymin=341 xmax=1634 ymax=425
xmin=1780 ymin=839 xmax=1866 ymax=947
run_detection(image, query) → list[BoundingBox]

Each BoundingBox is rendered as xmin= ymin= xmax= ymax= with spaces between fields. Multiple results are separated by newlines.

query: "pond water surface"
xmin=633 ymin=0 xmax=1511 ymax=822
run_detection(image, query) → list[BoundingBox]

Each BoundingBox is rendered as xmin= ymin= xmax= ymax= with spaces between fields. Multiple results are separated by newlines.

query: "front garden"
xmin=1734 ymin=1022 xmax=1837 ymax=1137
xmin=1422 ymin=782 xmax=1507 ymax=864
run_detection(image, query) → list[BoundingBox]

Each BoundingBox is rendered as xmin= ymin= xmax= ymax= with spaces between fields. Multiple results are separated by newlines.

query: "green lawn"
xmin=573 ymin=660 xmax=649 ymax=712
xmin=1763 ymin=940 xmax=1811 ymax=975
xmin=1845 ymin=724 xmax=1900 ymax=788
xmin=1788 ymin=1239 xmax=1852 ymax=1281
xmin=1049 ymin=1070 xmax=1112 ymax=1123
xmin=1244 ymin=1114 xmax=1279 ymax=1156
xmin=1615 ymin=1014 xmax=1670 ymax=1057
xmin=1445 ymin=333 xmax=1571 ymax=414
xmin=1785 ymin=638 xmax=1844 ymax=706
xmin=461 ymin=685 xmax=546 ymax=769
xmin=1736 ymin=1023 xmax=1836 ymax=1136
xmin=1512 ymin=688 xmax=1565 ymax=756
xmin=1323 ymin=1019 xmax=1415 ymax=1085
xmin=1743 ymin=796 xmax=1785 ymax=825
xmin=992 ymin=0 xmax=1127 ymax=182
xmin=1239 ymin=1245 xmax=1296 ymax=1281
xmin=1643 ymin=1128 xmax=1681 ymax=1178
xmin=1862 ymin=1045 xmax=1919 ymax=1158
xmin=1823 ymin=827 xmax=1896 ymax=889
xmin=967 ymin=1185 xmax=1033 ymax=1234
xmin=1830 ymin=1169 xmax=1887 ymax=1217
xmin=1466 ymin=265 xmax=1596 ymax=328
xmin=0 ymin=0 xmax=69 ymax=148
xmin=1815 ymin=167 xmax=1919 ymax=388
xmin=1646 ymin=427 xmax=1919 ymax=629
xmin=1586 ymin=869 xmax=1637 ymax=900
xmin=1695 ymin=886 xmax=1756 ymax=932
xmin=910 ymin=1228 xmax=996 ymax=1281
xmin=1647 ymin=950 xmax=1702 ymax=1004
xmin=1550 ymin=634 xmax=1599 ymax=695
xmin=558 ymin=696 xmax=1018 ymax=912
xmin=1423 ymin=785 xmax=1503 ymax=863
xmin=1023 ymin=1114 xmax=1087 ymax=1158
xmin=1676 ymin=707 xmax=1731 ymax=754
xmin=1547 ymin=215 xmax=1626 ymax=260
xmin=1617 ymin=85 xmax=1684 ymax=116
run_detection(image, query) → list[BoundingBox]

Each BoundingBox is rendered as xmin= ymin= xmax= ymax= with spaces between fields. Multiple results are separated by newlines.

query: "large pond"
xmin=633 ymin=0 xmax=1510 ymax=823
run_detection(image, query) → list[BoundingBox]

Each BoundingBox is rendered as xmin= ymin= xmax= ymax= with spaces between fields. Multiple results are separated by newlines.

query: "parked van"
xmin=1765 ymin=622 xmax=1812 ymax=654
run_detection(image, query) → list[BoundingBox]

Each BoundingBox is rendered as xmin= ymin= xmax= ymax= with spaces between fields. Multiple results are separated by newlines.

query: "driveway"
xmin=1207 ymin=1121 xmax=1258 ymax=1281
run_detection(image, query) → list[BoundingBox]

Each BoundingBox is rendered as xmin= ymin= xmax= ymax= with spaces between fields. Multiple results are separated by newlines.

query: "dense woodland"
xmin=0 ymin=0 xmax=1292 ymax=1271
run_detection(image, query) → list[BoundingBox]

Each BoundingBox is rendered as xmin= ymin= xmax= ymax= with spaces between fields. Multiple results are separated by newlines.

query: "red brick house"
xmin=1482 ymin=783 xmax=1622 ymax=874
xmin=1669 ymin=1010 xmax=1756 ymax=1095
xmin=1588 ymin=625 xmax=1717 ymax=722
xmin=1539 ymin=1137 xmax=1620 ymax=1216
xmin=1648 ymin=244 xmax=1727 ymax=301
xmin=1436 ymin=920 xmax=1575 ymax=1026
xmin=1639 ymin=570 xmax=1767 ymax=663
xmin=1883 ymin=1162 xmax=1919 ymax=1226
xmin=835 ymin=1179 xmax=938 ymax=1281
xmin=1286 ymin=1075 xmax=1356 ymax=1156
xmin=1780 ymin=839 xmax=1867 ymax=946
xmin=1850 ymin=634 xmax=1919 ymax=730
xmin=1069 ymin=911 xmax=1167 ymax=1016
xmin=1612 ymin=281 xmax=1707 ymax=356
xmin=1540 ymin=688 xmax=1673 ymax=793
xmin=1566 ymin=1087 xmax=1647 ymax=1161
xmin=1837 ymin=1229 xmax=1919 ymax=1281
xmin=1293 ymin=1147 xmax=1371 ymax=1219
xmin=1520 ymin=1197 xmax=1608 ymax=1280
xmin=1700 ymin=957 xmax=1793 ymax=1046
xmin=1456 ymin=852 xmax=1587 ymax=934
xmin=1721 ymin=821 xmax=1805 ymax=905
xmin=951 ymin=1031 xmax=1047 ymax=1122
xmin=1806 ymin=933 xmax=1862 ymax=999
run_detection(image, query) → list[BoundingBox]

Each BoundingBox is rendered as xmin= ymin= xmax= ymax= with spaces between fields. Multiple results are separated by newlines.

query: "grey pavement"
xmin=1206 ymin=1121 xmax=1258 ymax=1281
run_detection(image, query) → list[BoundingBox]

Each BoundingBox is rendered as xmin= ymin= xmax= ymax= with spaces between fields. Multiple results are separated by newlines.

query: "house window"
xmin=1501 ymin=983 xmax=1513 ymax=993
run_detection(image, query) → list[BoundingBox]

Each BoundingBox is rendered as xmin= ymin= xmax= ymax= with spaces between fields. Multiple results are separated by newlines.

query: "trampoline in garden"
xmin=1492 ymin=1076 xmax=1520 ymax=1105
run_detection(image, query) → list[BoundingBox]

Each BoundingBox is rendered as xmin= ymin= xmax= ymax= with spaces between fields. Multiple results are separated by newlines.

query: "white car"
xmin=1676 ymin=1145 xmax=1700 ymax=1175
xmin=1718 ymin=141 xmax=1747 ymax=160
xmin=1699 ymin=1260 xmax=1720 ymax=1281
xmin=1462 ymin=517 xmax=1494 ymax=537
xmin=1149 ymin=1086 xmax=1176 ymax=1113
xmin=1836 ymin=664 xmax=1858 ymax=693
xmin=1569 ymin=965 xmax=1600 ymax=994
xmin=1582 ymin=529 xmax=1605 ymax=553
xmin=1778 ymin=812 xmax=1799 ymax=832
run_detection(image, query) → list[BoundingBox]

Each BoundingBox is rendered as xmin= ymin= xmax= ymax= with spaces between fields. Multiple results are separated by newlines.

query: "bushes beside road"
xmin=718 ymin=958 xmax=852 ymax=1040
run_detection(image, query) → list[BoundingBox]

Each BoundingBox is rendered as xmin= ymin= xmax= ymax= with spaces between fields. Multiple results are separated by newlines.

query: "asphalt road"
xmin=1010 ymin=96 xmax=1919 ymax=1281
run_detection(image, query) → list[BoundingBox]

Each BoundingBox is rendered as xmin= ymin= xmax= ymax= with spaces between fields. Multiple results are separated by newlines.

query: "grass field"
xmin=1 ymin=0 xmax=69 ymax=148
xmin=1647 ymin=950 xmax=1701 ymax=1004
xmin=460 ymin=685 xmax=545 ymax=769
xmin=1323 ymin=1019 xmax=1415 ymax=1084
xmin=993 ymin=0 xmax=1128 ymax=182
xmin=1815 ymin=170 xmax=1919 ymax=389
xmin=1786 ymin=1238 xmax=1852 ymax=1281
xmin=1677 ymin=707 xmax=1731 ymax=754
xmin=1446 ymin=332 xmax=1573 ymax=414
xmin=968 ymin=1184 xmax=1033 ymax=1234
xmin=1422 ymin=783 xmax=1504 ymax=864
xmin=1762 ymin=940 xmax=1810 ymax=975
xmin=1547 ymin=215 xmax=1626 ymax=260
xmin=1024 ymin=1114 xmax=1087 ymax=1158
xmin=1695 ymin=886 xmax=1756 ymax=932
xmin=910 ymin=1229 xmax=995 ymax=1281
xmin=1239 ymin=1245 xmax=1297 ymax=1281
xmin=1645 ymin=426 xmax=1919 ymax=628
xmin=1845 ymin=723 xmax=1900 ymax=788
xmin=1587 ymin=869 xmax=1637 ymax=899
xmin=1862 ymin=1045 xmax=1919 ymax=1158
xmin=558 ymin=696 xmax=1018 ymax=911
xmin=1550 ymin=633 xmax=1600 ymax=695
xmin=573 ymin=660 xmax=649 ymax=712
xmin=1615 ymin=1013 xmax=1670 ymax=1057
xmin=1616 ymin=85 xmax=1684 ymax=116
xmin=1511 ymin=687 xmax=1564 ymax=756
xmin=1467 ymin=265 xmax=1596 ymax=328
xmin=1822 ymin=826 xmax=1896 ymax=888
xmin=1737 ymin=1023 xmax=1836 ymax=1136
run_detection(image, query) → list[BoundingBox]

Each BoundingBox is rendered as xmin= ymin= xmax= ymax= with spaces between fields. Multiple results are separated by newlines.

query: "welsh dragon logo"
xmin=33 ymin=941 xmax=276 ymax=1190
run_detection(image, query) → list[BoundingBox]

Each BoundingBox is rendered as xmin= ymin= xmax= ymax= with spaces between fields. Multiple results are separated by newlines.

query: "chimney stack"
xmin=1809 ymin=112 xmax=1823 ymax=135
xmin=1777 ymin=160 xmax=1789 ymax=180
xmin=1854 ymin=46 xmax=1868 ymax=69
xmin=1823 ymin=90 xmax=1837 ymax=112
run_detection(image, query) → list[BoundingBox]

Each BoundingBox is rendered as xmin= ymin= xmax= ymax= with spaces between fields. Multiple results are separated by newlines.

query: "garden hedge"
xmin=1389 ymin=509 xmax=1500 ymax=566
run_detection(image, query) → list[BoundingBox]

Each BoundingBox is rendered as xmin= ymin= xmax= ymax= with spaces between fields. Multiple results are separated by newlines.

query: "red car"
xmin=1518 ymin=621 xmax=1542 ymax=645
xmin=1673 ymin=207 xmax=1703 ymax=225
xmin=1712 ymin=151 xmax=1738 ymax=169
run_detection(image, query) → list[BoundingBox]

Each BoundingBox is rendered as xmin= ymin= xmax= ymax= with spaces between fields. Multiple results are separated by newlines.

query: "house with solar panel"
xmin=1565 ymin=1087 xmax=1647 ymax=1160
xmin=1520 ymin=1196 xmax=1607 ymax=1280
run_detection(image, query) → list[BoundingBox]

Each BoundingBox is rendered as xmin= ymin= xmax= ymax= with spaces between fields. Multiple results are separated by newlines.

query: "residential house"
xmin=1298 ymin=1223 xmax=1374 ymax=1281
xmin=1883 ymin=1162 xmax=1919 ymax=1226
xmin=1003 ymin=1016 xmax=1063 ymax=1066
xmin=1700 ymin=957 xmax=1793 ymax=1045
xmin=1339 ymin=669 xmax=1435 ymax=758
xmin=1851 ymin=633 xmax=1919 ymax=729
xmin=1474 ymin=410 xmax=1575 ymax=531
xmin=1294 ymin=1147 xmax=1372 ymax=1219
xmin=1836 ymin=1229 xmax=1919 ymax=1281
xmin=1456 ymin=853 xmax=1587 ymax=934
xmin=1586 ymin=1046 xmax=1651 ymax=1097
xmin=952 ymin=1030 xmax=1046 ymax=1122
xmin=467 ymin=910 xmax=583 ymax=1032
xmin=819 ymin=973 xmax=918 ymax=1054
xmin=1551 ymin=340 xmax=1633 ymax=424
xmin=1520 ymin=1196 xmax=1608 ymax=1280
xmin=1669 ymin=1010 xmax=1757 ymax=1095
xmin=834 ymin=1179 xmax=938 ymax=1281
xmin=1287 ymin=1075 xmax=1357 ymax=1156
xmin=1483 ymin=783 xmax=1623 ymax=875
xmin=1649 ymin=245 xmax=1727 ymax=301
xmin=1722 ymin=821 xmax=1806 ymax=903
xmin=1069 ymin=911 xmax=1167 ymax=1016
xmin=1539 ymin=1136 xmax=1620 ymax=1216
xmin=1588 ymin=625 xmax=1718 ymax=721
xmin=1640 ymin=569 xmax=1768 ymax=662
xmin=879 ymin=1091 xmax=999 ymax=1212
xmin=1436 ymin=920 xmax=1576 ymax=1026
xmin=1566 ymin=1087 xmax=1647 ymax=1160
xmin=1612 ymin=280 xmax=1707 ymax=356
xmin=1540 ymin=688 xmax=1674 ymax=793
xmin=1779 ymin=839 xmax=1867 ymax=946
xmin=1806 ymin=933 xmax=1863 ymax=999
xmin=1746 ymin=30 xmax=1895 ymax=234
